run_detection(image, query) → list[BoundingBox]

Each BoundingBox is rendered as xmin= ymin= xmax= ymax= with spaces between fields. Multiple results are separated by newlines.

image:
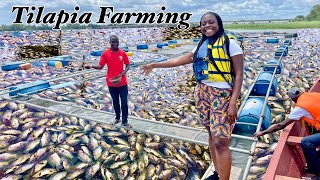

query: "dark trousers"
xmin=108 ymin=85 xmax=128 ymax=124
xmin=301 ymin=132 xmax=320 ymax=175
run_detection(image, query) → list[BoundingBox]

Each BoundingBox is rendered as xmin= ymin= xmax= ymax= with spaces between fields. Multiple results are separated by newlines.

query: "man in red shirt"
xmin=86 ymin=35 xmax=131 ymax=127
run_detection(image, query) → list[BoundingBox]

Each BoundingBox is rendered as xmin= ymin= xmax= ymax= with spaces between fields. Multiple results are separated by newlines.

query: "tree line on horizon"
xmin=294 ymin=4 xmax=320 ymax=21
xmin=0 ymin=4 xmax=319 ymax=31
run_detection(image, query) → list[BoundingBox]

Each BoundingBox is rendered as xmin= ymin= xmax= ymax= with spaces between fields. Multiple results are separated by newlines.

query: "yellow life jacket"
xmin=227 ymin=34 xmax=236 ymax=40
xmin=295 ymin=92 xmax=320 ymax=130
xmin=202 ymin=35 xmax=233 ymax=83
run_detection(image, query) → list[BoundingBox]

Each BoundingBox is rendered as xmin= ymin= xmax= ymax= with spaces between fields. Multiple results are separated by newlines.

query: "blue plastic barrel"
xmin=50 ymin=57 xmax=69 ymax=66
xmin=48 ymin=61 xmax=62 ymax=67
xmin=9 ymin=80 xmax=50 ymax=96
xmin=283 ymin=40 xmax=292 ymax=45
xmin=251 ymin=72 xmax=278 ymax=96
xmin=193 ymin=38 xmax=200 ymax=42
xmin=168 ymin=40 xmax=177 ymax=44
xmin=275 ymin=46 xmax=288 ymax=57
xmin=56 ymin=55 xmax=72 ymax=60
xmin=137 ymin=44 xmax=148 ymax=50
xmin=235 ymin=98 xmax=271 ymax=132
xmin=236 ymin=36 xmax=244 ymax=42
xmin=157 ymin=43 xmax=169 ymax=48
xmin=121 ymin=46 xmax=129 ymax=52
xmin=263 ymin=58 xmax=282 ymax=74
xmin=284 ymin=33 xmax=298 ymax=38
xmin=263 ymin=32 xmax=271 ymax=35
xmin=266 ymin=38 xmax=279 ymax=43
xmin=90 ymin=50 xmax=103 ymax=56
xmin=1 ymin=62 xmax=23 ymax=71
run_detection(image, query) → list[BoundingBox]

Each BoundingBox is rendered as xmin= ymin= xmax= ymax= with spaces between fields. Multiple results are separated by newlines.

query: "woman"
xmin=142 ymin=12 xmax=243 ymax=180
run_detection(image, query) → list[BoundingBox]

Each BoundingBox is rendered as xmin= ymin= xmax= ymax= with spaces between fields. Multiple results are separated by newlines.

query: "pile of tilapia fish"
xmin=0 ymin=28 xmax=320 ymax=180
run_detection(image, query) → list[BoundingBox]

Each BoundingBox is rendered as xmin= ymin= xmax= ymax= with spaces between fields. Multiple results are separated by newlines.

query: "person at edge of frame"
xmin=255 ymin=87 xmax=320 ymax=180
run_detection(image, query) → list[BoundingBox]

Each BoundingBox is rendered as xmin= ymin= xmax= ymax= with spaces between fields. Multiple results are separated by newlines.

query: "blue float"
xmin=251 ymin=72 xmax=278 ymax=96
xmin=9 ymin=80 xmax=50 ymax=96
xmin=56 ymin=55 xmax=72 ymax=60
xmin=235 ymin=98 xmax=271 ymax=132
xmin=137 ymin=44 xmax=148 ymax=50
xmin=168 ymin=40 xmax=177 ymax=44
xmin=193 ymin=38 xmax=200 ymax=42
xmin=284 ymin=33 xmax=298 ymax=38
xmin=90 ymin=50 xmax=104 ymax=56
xmin=50 ymin=57 xmax=70 ymax=66
xmin=157 ymin=43 xmax=169 ymax=48
xmin=266 ymin=38 xmax=279 ymax=43
xmin=236 ymin=36 xmax=244 ymax=42
xmin=275 ymin=46 xmax=288 ymax=57
xmin=48 ymin=61 xmax=62 ymax=67
xmin=1 ymin=61 xmax=24 ymax=71
xmin=263 ymin=31 xmax=271 ymax=35
xmin=263 ymin=58 xmax=282 ymax=74
xmin=283 ymin=40 xmax=292 ymax=45
xmin=121 ymin=46 xmax=129 ymax=52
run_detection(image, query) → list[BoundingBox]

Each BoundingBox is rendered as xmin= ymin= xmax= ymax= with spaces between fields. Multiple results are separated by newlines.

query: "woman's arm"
xmin=230 ymin=54 xmax=244 ymax=105
xmin=142 ymin=52 xmax=194 ymax=75
xmin=227 ymin=54 xmax=244 ymax=123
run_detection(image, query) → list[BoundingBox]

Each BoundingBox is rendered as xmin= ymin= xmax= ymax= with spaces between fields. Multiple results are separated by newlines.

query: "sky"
xmin=1 ymin=0 xmax=319 ymax=26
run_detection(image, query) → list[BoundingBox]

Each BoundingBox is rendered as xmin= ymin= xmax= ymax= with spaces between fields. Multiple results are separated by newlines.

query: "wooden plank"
xmin=275 ymin=175 xmax=302 ymax=180
xmin=287 ymin=136 xmax=303 ymax=146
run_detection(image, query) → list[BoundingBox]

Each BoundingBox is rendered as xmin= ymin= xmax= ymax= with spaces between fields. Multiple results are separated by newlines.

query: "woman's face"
xmin=200 ymin=13 xmax=219 ymax=37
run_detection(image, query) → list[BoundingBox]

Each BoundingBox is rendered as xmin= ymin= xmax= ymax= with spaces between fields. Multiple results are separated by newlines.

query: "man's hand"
xmin=84 ymin=64 xmax=92 ymax=69
xmin=254 ymin=131 xmax=265 ymax=138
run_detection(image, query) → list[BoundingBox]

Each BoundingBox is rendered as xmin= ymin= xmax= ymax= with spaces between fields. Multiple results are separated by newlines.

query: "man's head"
xmin=109 ymin=35 xmax=119 ymax=51
xmin=288 ymin=87 xmax=303 ymax=102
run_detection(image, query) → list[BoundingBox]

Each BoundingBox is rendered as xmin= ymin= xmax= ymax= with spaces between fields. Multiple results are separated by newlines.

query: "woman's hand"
xmin=227 ymin=103 xmax=237 ymax=124
xmin=141 ymin=64 xmax=154 ymax=75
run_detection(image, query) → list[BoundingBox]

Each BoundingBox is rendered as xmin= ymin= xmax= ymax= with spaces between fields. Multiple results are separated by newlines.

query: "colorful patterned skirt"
xmin=194 ymin=83 xmax=234 ymax=138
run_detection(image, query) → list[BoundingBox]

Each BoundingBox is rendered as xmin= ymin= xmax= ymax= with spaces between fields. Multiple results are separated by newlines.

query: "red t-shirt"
xmin=99 ymin=48 xmax=130 ymax=87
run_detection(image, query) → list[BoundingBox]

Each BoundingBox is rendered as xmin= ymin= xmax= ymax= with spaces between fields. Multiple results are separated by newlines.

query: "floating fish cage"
xmin=1 ymin=28 xmax=320 ymax=180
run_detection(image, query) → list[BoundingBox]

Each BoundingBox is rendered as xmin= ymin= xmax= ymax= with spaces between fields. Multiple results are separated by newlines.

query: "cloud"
xmin=0 ymin=0 xmax=319 ymax=25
